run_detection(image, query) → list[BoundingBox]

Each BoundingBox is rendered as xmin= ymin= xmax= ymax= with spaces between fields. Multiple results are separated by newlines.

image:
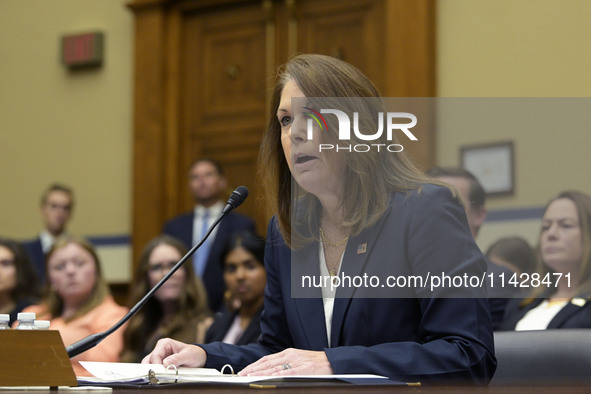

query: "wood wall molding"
xmin=128 ymin=2 xmax=170 ymax=265
xmin=127 ymin=0 xmax=436 ymax=269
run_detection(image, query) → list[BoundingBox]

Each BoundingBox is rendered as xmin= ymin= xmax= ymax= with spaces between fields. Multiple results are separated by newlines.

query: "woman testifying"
xmin=143 ymin=54 xmax=496 ymax=384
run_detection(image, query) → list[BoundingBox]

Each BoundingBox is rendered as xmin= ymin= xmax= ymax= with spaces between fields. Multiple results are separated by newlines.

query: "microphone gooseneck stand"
xmin=66 ymin=186 xmax=249 ymax=358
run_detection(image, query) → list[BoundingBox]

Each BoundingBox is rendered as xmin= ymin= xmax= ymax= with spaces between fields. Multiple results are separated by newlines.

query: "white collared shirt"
xmin=515 ymin=299 xmax=569 ymax=331
xmin=39 ymin=230 xmax=57 ymax=253
xmin=222 ymin=315 xmax=244 ymax=344
xmin=319 ymin=241 xmax=344 ymax=347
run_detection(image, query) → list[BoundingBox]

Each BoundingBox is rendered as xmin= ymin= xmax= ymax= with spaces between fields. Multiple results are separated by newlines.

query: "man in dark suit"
xmin=162 ymin=158 xmax=255 ymax=312
xmin=22 ymin=183 xmax=75 ymax=285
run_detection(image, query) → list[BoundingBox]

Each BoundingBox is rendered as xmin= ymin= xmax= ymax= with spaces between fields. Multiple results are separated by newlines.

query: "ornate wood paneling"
xmin=179 ymin=2 xmax=270 ymax=230
xmin=296 ymin=0 xmax=385 ymax=87
xmin=127 ymin=0 xmax=436 ymax=268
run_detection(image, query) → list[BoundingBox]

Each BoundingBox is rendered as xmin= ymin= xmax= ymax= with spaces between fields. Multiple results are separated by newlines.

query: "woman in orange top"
xmin=21 ymin=235 xmax=128 ymax=374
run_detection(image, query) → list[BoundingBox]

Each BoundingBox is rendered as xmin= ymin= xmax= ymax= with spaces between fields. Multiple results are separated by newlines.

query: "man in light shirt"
xmin=162 ymin=158 xmax=255 ymax=312
xmin=23 ymin=183 xmax=75 ymax=284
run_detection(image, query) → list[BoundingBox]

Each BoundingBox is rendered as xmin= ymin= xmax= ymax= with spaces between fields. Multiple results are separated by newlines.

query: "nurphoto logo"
xmin=304 ymin=106 xmax=418 ymax=153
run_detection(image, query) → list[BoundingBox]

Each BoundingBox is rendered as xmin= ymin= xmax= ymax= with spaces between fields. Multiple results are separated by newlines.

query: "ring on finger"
xmin=281 ymin=363 xmax=292 ymax=370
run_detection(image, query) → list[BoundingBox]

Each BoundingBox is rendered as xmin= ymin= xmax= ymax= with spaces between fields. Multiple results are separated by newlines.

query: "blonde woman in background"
xmin=21 ymin=235 xmax=128 ymax=374
xmin=500 ymin=191 xmax=591 ymax=330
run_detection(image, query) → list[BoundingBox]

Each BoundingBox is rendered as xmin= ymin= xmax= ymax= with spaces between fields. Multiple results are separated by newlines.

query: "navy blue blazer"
xmin=499 ymin=293 xmax=591 ymax=330
xmin=200 ymin=185 xmax=496 ymax=384
xmin=162 ymin=210 xmax=256 ymax=312
xmin=22 ymin=237 xmax=46 ymax=285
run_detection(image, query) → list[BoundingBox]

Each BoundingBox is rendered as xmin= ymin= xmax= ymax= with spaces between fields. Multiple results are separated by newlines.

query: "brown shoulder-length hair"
xmin=258 ymin=54 xmax=451 ymax=249
xmin=0 ymin=238 xmax=41 ymax=301
xmin=522 ymin=190 xmax=591 ymax=304
xmin=121 ymin=235 xmax=210 ymax=360
xmin=44 ymin=235 xmax=110 ymax=322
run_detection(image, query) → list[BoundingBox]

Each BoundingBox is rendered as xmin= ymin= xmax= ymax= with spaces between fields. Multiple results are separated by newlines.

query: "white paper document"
xmin=78 ymin=361 xmax=221 ymax=384
xmin=78 ymin=361 xmax=391 ymax=386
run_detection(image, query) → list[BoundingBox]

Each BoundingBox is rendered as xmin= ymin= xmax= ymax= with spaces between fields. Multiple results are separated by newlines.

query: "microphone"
xmin=66 ymin=186 xmax=249 ymax=358
xmin=222 ymin=185 xmax=248 ymax=214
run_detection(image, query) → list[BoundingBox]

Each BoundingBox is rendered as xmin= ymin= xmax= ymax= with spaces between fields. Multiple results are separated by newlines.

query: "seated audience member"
xmin=23 ymin=183 xmax=75 ymax=284
xmin=21 ymin=235 xmax=128 ymax=373
xmin=143 ymin=54 xmax=496 ymax=384
xmin=205 ymin=231 xmax=266 ymax=345
xmin=120 ymin=235 xmax=212 ymax=363
xmin=486 ymin=236 xmax=536 ymax=276
xmin=500 ymin=191 xmax=591 ymax=330
xmin=0 ymin=238 xmax=41 ymax=325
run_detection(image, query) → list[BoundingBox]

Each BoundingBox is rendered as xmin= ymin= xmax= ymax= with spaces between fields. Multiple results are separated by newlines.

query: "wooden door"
xmin=295 ymin=0 xmax=386 ymax=87
xmin=180 ymin=1 xmax=272 ymax=233
xmin=128 ymin=0 xmax=435 ymax=266
xmin=294 ymin=0 xmax=435 ymax=169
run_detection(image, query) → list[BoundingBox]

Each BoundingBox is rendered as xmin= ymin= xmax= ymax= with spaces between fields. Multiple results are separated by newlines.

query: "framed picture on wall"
xmin=460 ymin=141 xmax=514 ymax=196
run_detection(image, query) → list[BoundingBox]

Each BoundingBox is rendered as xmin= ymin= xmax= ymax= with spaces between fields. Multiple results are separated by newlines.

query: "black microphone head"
xmin=227 ymin=186 xmax=249 ymax=209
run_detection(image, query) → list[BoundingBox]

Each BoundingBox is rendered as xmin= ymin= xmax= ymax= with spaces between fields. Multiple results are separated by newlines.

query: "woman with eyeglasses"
xmin=120 ymin=235 xmax=212 ymax=362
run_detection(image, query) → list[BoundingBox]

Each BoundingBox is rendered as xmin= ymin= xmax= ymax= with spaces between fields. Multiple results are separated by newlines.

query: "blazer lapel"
xmin=291 ymin=241 xmax=329 ymax=349
xmin=330 ymin=206 xmax=391 ymax=347
xmin=548 ymin=297 xmax=590 ymax=328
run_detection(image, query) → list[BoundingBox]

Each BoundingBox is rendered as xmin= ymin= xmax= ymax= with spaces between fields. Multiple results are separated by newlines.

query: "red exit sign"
xmin=62 ymin=32 xmax=103 ymax=68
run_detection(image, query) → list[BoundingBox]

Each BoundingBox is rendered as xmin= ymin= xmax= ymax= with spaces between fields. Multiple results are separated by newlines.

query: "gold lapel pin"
xmin=357 ymin=243 xmax=367 ymax=254
xmin=571 ymin=298 xmax=587 ymax=307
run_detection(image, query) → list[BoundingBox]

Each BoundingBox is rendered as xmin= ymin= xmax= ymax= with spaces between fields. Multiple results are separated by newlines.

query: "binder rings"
xmin=77 ymin=361 xmax=408 ymax=387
